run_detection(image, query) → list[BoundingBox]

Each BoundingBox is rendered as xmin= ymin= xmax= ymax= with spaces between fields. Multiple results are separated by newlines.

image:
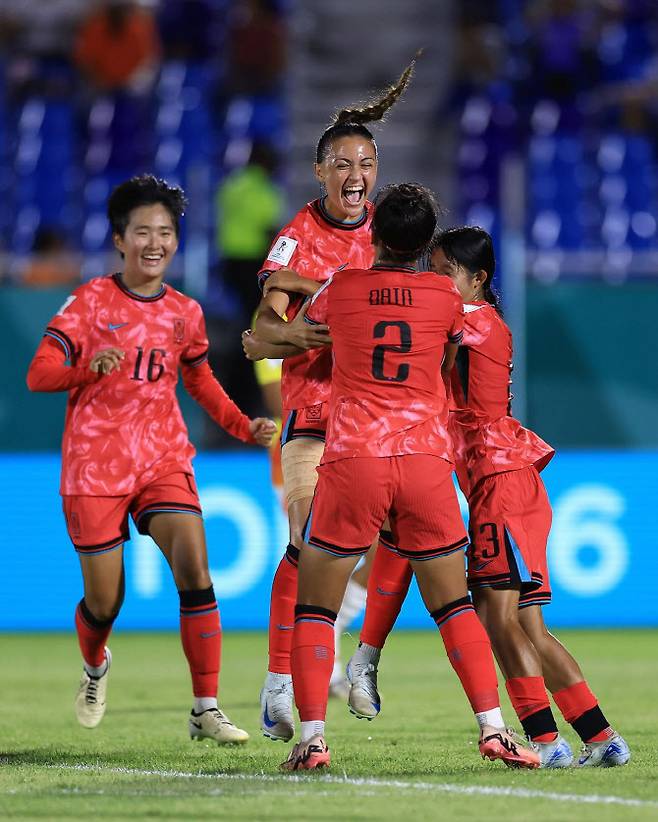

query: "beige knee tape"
xmin=282 ymin=438 xmax=325 ymax=505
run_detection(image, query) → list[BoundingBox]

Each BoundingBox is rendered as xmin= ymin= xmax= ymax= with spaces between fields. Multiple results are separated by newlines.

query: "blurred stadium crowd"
xmin=0 ymin=0 xmax=656 ymax=427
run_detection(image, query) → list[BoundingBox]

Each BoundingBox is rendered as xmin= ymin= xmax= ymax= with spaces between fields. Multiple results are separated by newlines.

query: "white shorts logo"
xmin=267 ymin=236 xmax=298 ymax=266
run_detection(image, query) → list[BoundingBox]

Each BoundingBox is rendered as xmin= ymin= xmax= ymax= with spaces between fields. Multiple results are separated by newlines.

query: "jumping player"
xmin=347 ymin=226 xmax=630 ymax=768
xmin=243 ymin=55 xmax=419 ymax=742
xmin=280 ymin=184 xmax=539 ymax=771
xmin=27 ymin=175 xmax=276 ymax=744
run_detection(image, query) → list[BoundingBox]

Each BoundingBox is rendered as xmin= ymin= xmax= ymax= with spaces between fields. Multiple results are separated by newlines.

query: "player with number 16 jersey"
xmin=41 ymin=273 xmax=248 ymax=497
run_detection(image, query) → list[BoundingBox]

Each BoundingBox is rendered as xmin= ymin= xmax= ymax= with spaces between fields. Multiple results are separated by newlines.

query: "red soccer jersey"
xmin=258 ymin=199 xmax=374 ymax=410
xmin=448 ymin=301 xmax=554 ymax=497
xmin=306 ymin=264 xmax=464 ymax=463
xmin=30 ymin=274 xmax=252 ymax=496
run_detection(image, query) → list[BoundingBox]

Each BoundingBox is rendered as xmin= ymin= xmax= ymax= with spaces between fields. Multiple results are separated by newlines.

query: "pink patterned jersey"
xmin=34 ymin=274 xmax=251 ymax=496
xmin=306 ymin=265 xmax=464 ymax=463
xmin=448 ymin=301 xmax=554 ymax=497
xmin=258 ymin=199 xmax=374 ymax=410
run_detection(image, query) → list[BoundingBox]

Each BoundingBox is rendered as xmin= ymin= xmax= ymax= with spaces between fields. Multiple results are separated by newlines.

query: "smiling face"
xmin=113 ymin=203 xmax=179 ymax=291
xmin=430 ymin=247 xmax=486 ymax=302
xmin=314 ymin=135 xmax=378 ymax=221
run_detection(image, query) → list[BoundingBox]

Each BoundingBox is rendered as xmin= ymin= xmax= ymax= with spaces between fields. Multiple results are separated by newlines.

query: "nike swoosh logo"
xmin=262 ymin=706 xmax=277 ymax=728
xmin=108 ymin=322 xmax=128 ymax=331
xmin=376 ymin=587 xmax=399 ymax=597
xmin=190 ymin=720 xmax=202 ymax=729
xmin=200 ymin=630 xmax=220 ymax=639
xmin=276 ymin=624 xmax=293 ymax=631
xmin=474 ymin=559 xmax=494 ymax=571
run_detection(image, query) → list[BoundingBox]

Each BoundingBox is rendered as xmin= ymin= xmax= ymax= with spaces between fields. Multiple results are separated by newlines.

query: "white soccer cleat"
xmin=189 ymin=707 xmax=249 ymax=745
xmin=578 ymin=732 xmax=630 ymax=767
xmin=531 ymin=734 xmax=574 ymax=768
xmin=260 ymin=676 xmax=295 ymax=741
xmin=75 ymin=647 xmax=111 ymax=729
xmin=346 ymin=657 xmax=380 ymax=720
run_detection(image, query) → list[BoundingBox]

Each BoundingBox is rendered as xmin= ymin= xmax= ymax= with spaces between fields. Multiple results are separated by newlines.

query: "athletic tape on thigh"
xmin=281 ymin=438 xmax=324 ymax=505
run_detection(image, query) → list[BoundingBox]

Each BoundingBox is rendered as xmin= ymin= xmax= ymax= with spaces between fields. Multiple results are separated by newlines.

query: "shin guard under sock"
xmin=291 ymin=605 xmax=336 ymax=721
xmin=433 ymin=597 xmax=499 ymax=714
xmin=179 ymin=586 xmax=221 ymax=698
xmin=360 ymin=537 xmax=412 ymax=649
xmin=268 ymin=544 xmax=299 ymax=674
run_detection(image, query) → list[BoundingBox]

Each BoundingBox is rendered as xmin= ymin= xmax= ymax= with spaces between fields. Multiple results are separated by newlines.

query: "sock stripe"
xmin=294 ymin=604 xmax=337 ymax=627
xmin=77 ymin=598 xmax=115 ymax=630
xmin=431 ymin=596 xmax=474 ymax=628
xmin=285 ymin=542 xmax=300 ymax=567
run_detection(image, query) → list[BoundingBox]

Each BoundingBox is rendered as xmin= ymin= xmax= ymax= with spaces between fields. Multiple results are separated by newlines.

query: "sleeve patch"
xmin=266 ymin=236 xmax=298 ymax=266
xmin=56 ymin=295 xmax=77 ymax=316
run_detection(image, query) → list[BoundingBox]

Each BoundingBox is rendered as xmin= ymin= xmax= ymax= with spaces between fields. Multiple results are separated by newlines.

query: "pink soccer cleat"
xmin=280 ymin=735 xmax=331 ymax=771
xmin=479 ymin=727 xmax=540 ymax=769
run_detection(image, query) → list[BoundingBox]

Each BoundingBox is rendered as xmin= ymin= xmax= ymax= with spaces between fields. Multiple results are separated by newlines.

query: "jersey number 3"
xmin=371 ymin=321 xmax=411 ymax=383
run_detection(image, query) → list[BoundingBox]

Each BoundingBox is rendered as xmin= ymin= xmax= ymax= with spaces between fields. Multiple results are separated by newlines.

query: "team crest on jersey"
xmin=267 ymin=235 xmax=298 ymax=266
xmin=173 ymin=318 xmax=185 ymax=343
xmin=305 ymin=403 xmax=322 ymax=422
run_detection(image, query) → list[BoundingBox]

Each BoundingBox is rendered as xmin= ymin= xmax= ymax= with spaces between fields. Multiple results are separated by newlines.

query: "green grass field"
xmin=1 ymin=630 xmax=656 ymax=821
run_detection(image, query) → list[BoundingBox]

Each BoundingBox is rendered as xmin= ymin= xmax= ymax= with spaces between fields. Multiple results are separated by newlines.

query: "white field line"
xmin=41 ymin=764 xmax=658 ymax=809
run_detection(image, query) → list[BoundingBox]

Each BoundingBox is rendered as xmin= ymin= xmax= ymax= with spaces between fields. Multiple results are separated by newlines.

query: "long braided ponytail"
xmin=315 ymin=50 xmax=422 ymax=164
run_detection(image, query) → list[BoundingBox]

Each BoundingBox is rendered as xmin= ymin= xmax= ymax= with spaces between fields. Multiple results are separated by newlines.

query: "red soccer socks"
xmin=179 ymin=586 xmax=221 ymax=698
xmin=268 ymin=545 xmax=299 ymax=674
xmin=433 ymin=598 xmax=499 ymax=714
xmin=291 ymin=605 xmax=336 ymax=721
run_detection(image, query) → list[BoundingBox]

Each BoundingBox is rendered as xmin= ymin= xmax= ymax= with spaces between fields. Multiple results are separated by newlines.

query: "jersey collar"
xmin=313 ymin=198 xmax=370 ymax=231
xmin=112 ymin=273 xmax=167 ymax=302
xmin=371 ymin=263 xmax=417 ymax=273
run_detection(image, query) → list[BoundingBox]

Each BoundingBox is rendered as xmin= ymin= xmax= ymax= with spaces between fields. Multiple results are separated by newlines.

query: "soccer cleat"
xmin=280 ymin=735 xmax=330 ymax=771
xmin=260 ymin=676 xmax=295 ymax=741
xmin=75 ymin=647 xmax=111 ymax=729
xmin=479 ymin=726 xmax=540 ymax=769
xmin=578 ymin=732 xmax=630 ymax=767
xmin=189 ymin=707 xmax=249 ymax=744
xmin=346 ymin=657 xmax=380 ymax=719
xmin=531 ymin=734 xmax=574 ymax=768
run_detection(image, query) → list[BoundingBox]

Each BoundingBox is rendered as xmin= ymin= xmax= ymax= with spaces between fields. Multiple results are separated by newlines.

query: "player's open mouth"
xmin=142 ymin=254 xmax=164 ymax=267
xmin=342 ymin=185 xmax=365 ymax=207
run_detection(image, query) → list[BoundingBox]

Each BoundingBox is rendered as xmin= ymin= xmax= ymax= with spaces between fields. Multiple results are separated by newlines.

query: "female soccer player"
xmin=243 ymin=55 xmax=419 ymax=742
xmin=347 ymin=226 xmax=630 ymax=769
xmin=280 ymin=184 xmax=539 ymax=771
xmin=27 ymin=175 xmax=276 ymax=745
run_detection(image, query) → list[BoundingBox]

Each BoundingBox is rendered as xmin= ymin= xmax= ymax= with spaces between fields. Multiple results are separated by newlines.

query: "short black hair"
xmin=107 ymin=174 xmax=188 ymax=238
xmin=373 ymin=183 xmax=439 ymax=263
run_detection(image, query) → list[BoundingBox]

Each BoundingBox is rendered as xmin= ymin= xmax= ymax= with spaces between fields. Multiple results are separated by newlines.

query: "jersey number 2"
xmin=371 ymin=321 xmax=411 ymax=383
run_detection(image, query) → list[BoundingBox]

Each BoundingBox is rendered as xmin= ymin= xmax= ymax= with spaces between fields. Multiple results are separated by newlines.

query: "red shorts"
xmin=306 ymin=454 xmax=468 ymax=560
xmin=281 ymin=403 xmax=328 ymax=445
xmin=466 ymin=466 xmax=552 ymax=601
xmin=62 ymin=472 xmax=202 ymax=555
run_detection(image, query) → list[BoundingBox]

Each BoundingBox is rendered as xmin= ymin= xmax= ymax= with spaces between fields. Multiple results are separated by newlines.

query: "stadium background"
xmin=1 ymin=0 xmax=657 ymax=632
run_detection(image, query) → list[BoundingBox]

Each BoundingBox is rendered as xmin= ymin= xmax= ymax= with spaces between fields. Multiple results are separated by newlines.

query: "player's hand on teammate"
xmin=241 ymin=329 xmax=268 ymax=361
xmin=249 ymin=417 xmax=278 ymax=446
xmin=90 ymin=348 xmax=125 ymax=375
xmin=284 ymin=301 xmax=331 ymax=350
xmin=263 ymin=268 xmax=320 ymax=298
